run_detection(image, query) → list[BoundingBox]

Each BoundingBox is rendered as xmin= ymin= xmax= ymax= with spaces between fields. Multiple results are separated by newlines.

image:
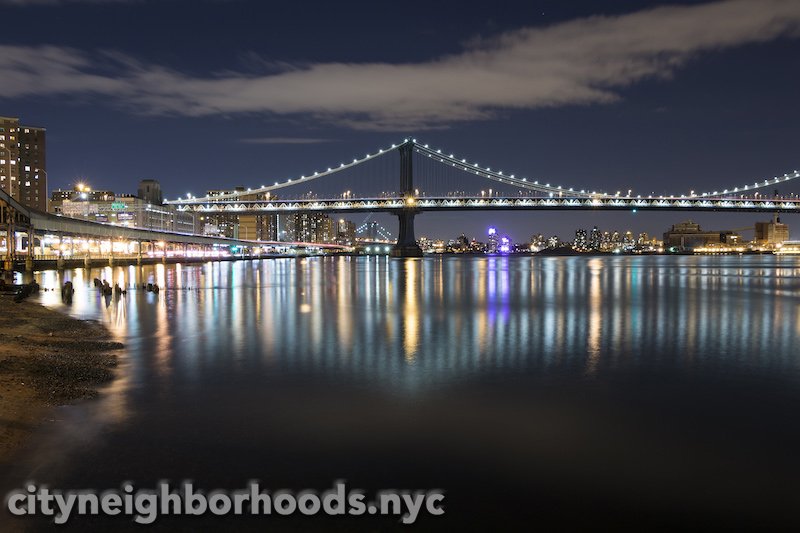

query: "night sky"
xmin=2 ymin=0 xmax=799 ymax=242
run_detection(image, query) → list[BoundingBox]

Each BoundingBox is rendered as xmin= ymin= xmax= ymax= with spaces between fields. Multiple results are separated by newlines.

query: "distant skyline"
xmin=1 ymin=0 xmax=799 ymax=241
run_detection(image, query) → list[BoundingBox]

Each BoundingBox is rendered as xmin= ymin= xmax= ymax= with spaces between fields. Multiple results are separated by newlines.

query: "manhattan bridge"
xmin=166 ymin=139 xmax=800 ymax=256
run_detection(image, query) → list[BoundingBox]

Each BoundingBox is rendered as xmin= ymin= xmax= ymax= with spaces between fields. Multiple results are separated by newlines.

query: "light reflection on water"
xmin=6 ymin=254 xmax=800 ymax=529
xmin=27 ymin=255 xmax=800 ymax=390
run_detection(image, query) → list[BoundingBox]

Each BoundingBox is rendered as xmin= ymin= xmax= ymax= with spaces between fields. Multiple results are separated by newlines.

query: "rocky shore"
xmin=0 ymin=298 xmax=121 ymax=462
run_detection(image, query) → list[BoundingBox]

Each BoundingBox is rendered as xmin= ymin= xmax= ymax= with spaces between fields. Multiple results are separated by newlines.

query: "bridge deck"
xmin=170 ymin=196 xmax=800 ymax=214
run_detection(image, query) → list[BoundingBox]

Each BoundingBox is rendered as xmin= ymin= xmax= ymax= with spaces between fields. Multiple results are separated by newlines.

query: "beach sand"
xmin=0 ymin=297 xmax=121 ymax=463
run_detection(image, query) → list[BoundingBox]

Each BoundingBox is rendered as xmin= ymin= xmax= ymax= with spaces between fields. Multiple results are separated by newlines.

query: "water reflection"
xmin=28 ymin=255 xmax=800 ymax=394
xmin=7 ymin=255 xmax=800 ymax=529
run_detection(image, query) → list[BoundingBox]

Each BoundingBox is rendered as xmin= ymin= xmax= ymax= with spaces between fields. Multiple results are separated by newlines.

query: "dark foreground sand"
xmin=0 ymin=297 xmax=121 ymax=462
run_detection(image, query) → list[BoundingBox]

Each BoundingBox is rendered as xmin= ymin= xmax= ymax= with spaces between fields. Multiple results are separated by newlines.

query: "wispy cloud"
xmin=1 ymin=0 xmax=799 ymax=130
xmin=239 ymin=137 xmax=334 ymax=145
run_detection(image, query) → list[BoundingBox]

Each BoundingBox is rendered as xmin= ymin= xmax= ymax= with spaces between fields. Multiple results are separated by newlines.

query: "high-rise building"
xmin=589 ymin=226 xmax=601 ymax=250
xmin=202 ymin=187 xmax=246 ymax=238
xmin=285 ymin=212 xmax=335 ymax=243
xmin=573 ymin=228 xmax=588 ymax=251
xmin=487 ymin=227 xmax=498 ymax=253
xmin=0 ymin=116 xmax=47 ymax=211
xmin=201 ymin=187 xmax=278 ymax=241
xmin=336 ymin=218 xmax=356 ymax=245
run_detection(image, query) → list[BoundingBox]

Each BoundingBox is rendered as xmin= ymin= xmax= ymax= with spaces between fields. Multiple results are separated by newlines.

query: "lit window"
xmin=24 ymin=165 xmax=30 ymax=171
xmin=25 ymin=181 xmax=30 ymax=187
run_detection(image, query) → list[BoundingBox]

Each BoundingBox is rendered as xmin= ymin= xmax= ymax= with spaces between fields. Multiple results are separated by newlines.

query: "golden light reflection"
xmin=337 ymin=257 xmax=353 ymax=351
xmin=585 ymin=258 xmax=602 ymax=375
xmin=403 ymin=259 xmax=420 ymax=363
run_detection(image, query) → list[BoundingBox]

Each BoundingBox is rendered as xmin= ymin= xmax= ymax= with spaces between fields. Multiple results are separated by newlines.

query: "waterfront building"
xmin=775 ymin=241 xmax=800 ymax=255
xmin=755 ymin=216 xmax=789 ymax=245
xmin=56 ymin=180 xmax=198 ymax=233
xmin=0 ymin=116 xmax=47 ymax=211
xmin=49 ymin=183 xmax=115 ymax=214
xmin=663 ymin=220 xmax=739 ymax=250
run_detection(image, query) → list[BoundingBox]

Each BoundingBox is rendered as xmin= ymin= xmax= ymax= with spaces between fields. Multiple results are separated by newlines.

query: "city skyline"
xmin=4 ymin=2 xmax=800 ymax=528
xmin=1 ymin=0 xmax=799 ymax=240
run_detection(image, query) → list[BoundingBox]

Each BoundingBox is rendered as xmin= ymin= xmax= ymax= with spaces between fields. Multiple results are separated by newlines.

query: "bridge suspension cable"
xmin=696 ymin=169 xmax=800 ymax=198
xmin=164 ymin=136 xmax=799 ymax=205
xmin=167 ymin=142 xmax=402 ymax=204
xmin=411 ymin=140 xmax=605 ymax=198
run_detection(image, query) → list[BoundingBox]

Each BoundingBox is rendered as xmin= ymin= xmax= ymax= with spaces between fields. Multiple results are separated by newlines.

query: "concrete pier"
xmin=390 ymin=209 xmax=423 ymax=257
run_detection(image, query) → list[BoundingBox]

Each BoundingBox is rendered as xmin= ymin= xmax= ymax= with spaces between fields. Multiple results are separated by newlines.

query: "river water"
xmin=4 ymin=255 xmax=800 ymax=530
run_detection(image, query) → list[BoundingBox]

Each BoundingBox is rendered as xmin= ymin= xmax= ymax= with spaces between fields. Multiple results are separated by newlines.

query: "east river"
xmin=3 ymin=255 xmax=800 ymax=529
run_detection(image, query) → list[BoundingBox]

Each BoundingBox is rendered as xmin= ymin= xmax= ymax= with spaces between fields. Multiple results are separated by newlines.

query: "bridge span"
xmin=167 ymin=139 xmax=800 ymax=257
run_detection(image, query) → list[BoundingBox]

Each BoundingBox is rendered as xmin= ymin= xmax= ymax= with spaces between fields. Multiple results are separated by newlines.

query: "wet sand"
xmin=0 ymin=297 xmax=121 ymax=463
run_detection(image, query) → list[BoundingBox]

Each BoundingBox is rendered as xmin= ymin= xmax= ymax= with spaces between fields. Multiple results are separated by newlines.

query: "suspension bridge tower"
xmin=390 ymin=140 xmax=424 ymax=257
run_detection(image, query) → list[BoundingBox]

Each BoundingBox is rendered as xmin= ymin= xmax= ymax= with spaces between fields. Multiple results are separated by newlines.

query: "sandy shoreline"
xmin=0 ymin=297 xmax=121 ymax=463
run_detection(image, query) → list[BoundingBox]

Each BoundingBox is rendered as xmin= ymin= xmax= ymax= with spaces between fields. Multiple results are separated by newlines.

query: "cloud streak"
xmin=1 ymin=0 xmax=799 ymax=130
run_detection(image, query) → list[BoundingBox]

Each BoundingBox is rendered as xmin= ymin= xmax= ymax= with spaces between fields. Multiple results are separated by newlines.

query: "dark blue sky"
xmin=2 ymin=0 xmax=799 ymax=242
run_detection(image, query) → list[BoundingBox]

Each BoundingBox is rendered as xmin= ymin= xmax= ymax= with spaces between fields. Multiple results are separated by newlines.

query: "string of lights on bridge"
xmin=168 ymin=141 xmax=407 ymax=204
xmin=695 ymin=170 xmax=800 ymax=198
xmin=411 ymin=140 xmax=604 ymax=198
xmin=164 ymin=139 xmax=800 ymax=205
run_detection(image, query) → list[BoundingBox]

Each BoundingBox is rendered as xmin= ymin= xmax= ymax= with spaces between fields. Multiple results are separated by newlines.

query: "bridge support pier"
xmin=25 ymin=255 xmax=33 ymax=272
xmin=56 ymin=254 xmax=64 ymax=270
xmin=390 ymin=141 xmax=423 ymax=258
xmin=390 ymin=209 xmax=423 ymax=258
